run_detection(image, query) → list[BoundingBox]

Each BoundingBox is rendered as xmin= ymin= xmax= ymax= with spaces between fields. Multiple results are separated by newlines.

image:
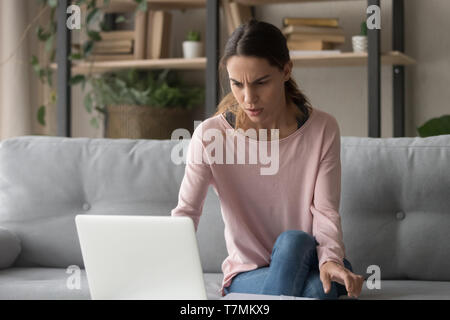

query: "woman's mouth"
xmin=246 ymin=108 xmax=263 ymax=116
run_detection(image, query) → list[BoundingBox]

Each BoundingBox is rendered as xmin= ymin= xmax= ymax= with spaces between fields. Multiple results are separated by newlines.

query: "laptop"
xmin=75 ymin=214 xmax=207 ymax=300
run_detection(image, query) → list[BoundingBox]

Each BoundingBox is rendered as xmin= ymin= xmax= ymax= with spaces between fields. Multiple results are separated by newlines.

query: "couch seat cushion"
xmin=2 ymin=268 xmax=449 ymax=300
xmin=357 ymin=280 xmax=450 ymax=300
xmin=0 ymin=267 xmax=90 ymax=299
xmin=0 ymin=268 xmax=224 ymax=300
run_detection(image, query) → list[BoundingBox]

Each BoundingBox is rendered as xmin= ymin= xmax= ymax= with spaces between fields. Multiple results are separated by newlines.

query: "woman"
xmin=171 ymin=19 xmax=364 ymax=299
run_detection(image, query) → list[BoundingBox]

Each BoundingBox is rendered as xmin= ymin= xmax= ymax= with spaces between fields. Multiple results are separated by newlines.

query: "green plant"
xmin=360 ymin=21 xmax=368 ymax=36
xmin=32 ymin=0 xmax=148 ymax=128
xmin=86 ymin=69 xmax=204 ymax=115
xmin=417 ymin=115 xmax=450 ymax=137
xmin=186 ymin=30 xmax=201 ymax=42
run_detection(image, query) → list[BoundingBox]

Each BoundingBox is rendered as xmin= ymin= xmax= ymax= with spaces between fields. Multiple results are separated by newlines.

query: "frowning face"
xmin=226 ymin=55 xmax=292 ymax=125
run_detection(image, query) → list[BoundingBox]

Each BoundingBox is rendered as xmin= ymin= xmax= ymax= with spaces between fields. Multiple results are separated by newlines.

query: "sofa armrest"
xmin=0 ymin=226 xmax=21 ymax=269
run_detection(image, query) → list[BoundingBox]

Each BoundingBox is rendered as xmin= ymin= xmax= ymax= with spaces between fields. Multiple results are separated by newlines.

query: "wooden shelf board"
xmin=235 ymin=0 xmax=362 ymax=5
xmin=290 ymin=51 xmax=416 ymax=67
xmin=99 ymin=0 xmax=205 ymax=12
xmin=51 ymin=57 xmax=206 ymax=75
xmin=50 ymin=52 xmax=414 ymax=75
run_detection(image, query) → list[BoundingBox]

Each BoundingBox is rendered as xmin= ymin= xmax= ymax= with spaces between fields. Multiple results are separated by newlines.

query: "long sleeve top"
xmin=171 ymin=106 xmax=346 ymax=297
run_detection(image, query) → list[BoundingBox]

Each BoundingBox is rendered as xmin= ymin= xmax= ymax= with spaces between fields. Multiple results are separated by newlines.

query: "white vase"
xmin=182 ymin=41 xmax=203 ymax=58
xmin=352 ymin=35 xmax=368 ymax=53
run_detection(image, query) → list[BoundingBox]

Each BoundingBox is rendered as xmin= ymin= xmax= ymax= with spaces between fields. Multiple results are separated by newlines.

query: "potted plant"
xmin=352 ymin=21 xmax=368 ymax=53
xmin=417 ymin=114 xmax=450 ymax=137
xmin=182 ymin=30 xmax=203 ymax=59
xmin=86 ymin=69 xmax=205 ymax=139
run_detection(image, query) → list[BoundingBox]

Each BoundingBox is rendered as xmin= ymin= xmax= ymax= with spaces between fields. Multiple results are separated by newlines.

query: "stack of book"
xmin=86 ymin=9 xmax=147 ymax=62
xmin=90 ymin=30 xmax=135 ymax=61
xmin=282 ymin=17 xmax=345 ymax=55
xmin=86 ymin=9 xmax=172 ymax=62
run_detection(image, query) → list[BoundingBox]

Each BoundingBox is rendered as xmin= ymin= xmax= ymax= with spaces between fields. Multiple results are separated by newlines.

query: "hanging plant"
xmin=31 ymin=0 xmax=148 ymax=128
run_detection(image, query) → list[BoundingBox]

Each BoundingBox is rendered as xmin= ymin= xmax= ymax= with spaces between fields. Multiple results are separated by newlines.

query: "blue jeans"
xmin=223 ymin=230 xmax=353 ymax=299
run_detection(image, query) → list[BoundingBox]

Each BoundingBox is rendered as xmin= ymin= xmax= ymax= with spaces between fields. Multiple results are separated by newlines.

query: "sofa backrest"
xmin=0 ymin=135 xmax=449 ymax=280
xmin=340 ymin=134 xmax=450 ymax=281
xmin=0 ymin=136 xmax=226 ymax=272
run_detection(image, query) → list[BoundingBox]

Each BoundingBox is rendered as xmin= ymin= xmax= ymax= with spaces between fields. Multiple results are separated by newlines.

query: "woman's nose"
xmin=244 ymin=87 xmax=258 ymax=105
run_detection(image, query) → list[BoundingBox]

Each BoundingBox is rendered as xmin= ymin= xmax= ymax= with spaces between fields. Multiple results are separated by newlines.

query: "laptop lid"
xmin=75 ymin=215 xmax=207 ymax=300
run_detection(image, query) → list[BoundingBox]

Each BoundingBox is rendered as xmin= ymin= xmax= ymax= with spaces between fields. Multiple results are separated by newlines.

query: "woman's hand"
xmin=319 ymin=261 xmax=364 ymax=298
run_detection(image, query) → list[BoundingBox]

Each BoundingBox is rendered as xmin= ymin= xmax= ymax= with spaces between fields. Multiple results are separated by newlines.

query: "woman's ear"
xmin=283 ymin=60 xmax=293 ymax=82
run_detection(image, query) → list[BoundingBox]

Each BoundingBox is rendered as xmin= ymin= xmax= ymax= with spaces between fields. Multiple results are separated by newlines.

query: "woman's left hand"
xmin=319 ymin=261 xmax=365 ymax=298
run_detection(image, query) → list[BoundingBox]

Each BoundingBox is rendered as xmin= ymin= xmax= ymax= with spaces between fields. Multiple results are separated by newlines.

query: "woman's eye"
xmin=257 ymin=82 xmax=266 ymax=85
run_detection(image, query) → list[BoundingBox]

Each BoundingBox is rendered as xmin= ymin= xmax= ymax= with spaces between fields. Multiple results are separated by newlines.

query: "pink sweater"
xmin=171 ymin=107 xmax=346 ymax=297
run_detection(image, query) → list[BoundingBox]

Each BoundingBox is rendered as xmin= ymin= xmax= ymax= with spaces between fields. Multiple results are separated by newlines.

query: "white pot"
xmin=182 ymin=41 xmax=203 ymax=58
xmin=352 ymin=35 xmax=368 ymax=53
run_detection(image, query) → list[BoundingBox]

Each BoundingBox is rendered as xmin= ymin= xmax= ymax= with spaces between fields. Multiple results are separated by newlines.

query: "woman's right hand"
xmin=319 ymin=260 xmax=365 ymax=298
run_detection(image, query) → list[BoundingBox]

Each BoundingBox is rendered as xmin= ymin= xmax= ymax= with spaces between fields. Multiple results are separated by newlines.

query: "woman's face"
xmin=226 ymin=55 xmax=292 ymax=124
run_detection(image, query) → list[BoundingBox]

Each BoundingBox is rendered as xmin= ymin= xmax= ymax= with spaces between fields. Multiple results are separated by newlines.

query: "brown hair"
xmin=213 ymin=19 xmax=312 ymax=131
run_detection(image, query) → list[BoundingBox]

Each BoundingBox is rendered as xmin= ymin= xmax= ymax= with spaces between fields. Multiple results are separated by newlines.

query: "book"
xmin=86 ymin=54 xmax=135 ymax=61
xmin=146 ymin=10 xmax=172 ymax=59
xmin=92 ymin=40 xmax=133 ymax=54
xmin=287 ymin=40 xmax=334 ymax=51
xmin=229 ymin=1 xmax=252 ymax=29
xmin=93 ymin=47 xmax=133 ymax=54
xmin=283 ymin=25 xmax=344 ymax=36
xmin=287 ymin=33 xmax=345 ymax=44
xmin=222 ymin=0 xmax=252 ymax=36
xmin=283 ymin=17 xmax=339 ymax=28
xmin=99 ymin=31 xmax=135 ymax=41
xmin=134 ymin=10 xmax=147 ymax=59
xmin=222 ymin=0 xmax=236 ymax=35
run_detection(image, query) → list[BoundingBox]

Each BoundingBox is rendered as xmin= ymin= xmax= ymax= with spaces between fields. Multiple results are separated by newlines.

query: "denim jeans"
xmin=223 ymin=230 xmax=353 ymax=299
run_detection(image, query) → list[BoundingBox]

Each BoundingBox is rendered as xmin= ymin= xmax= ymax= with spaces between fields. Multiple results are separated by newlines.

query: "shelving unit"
xmin=55 ymin=0 xmax=413 ymax=138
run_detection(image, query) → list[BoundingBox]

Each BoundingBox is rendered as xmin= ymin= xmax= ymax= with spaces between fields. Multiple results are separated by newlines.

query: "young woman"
xmin=171 ymin=19 xmax=364 ymax=299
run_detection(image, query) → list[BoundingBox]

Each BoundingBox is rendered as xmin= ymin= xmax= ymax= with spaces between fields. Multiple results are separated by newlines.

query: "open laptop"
xmin=75 ymin=214 xmax=207 ymax=300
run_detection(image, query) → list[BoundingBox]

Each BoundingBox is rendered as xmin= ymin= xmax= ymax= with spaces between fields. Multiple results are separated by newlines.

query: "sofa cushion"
xmin=0 ymin=268 xmax=224 ymax=300
xmin=357 ymin=280 xmax=450 ymax=300
xmin=0 ymin=137 xmax=185 ymax=268
xmin=2 ymin=268 xmax=449 ymax=300
xmin=0 ymin=227 xmax=21 ymax=269
xmin=340 ymin=134 xmax=450 ymax=281
xmin=0 ymin=267 xmax=90 ymax=299
xmin=0 ymin=136 xmax=225 ymax=272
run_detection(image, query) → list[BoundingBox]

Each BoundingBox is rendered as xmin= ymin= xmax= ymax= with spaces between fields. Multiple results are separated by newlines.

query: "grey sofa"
xmin=0 ymin=134 xmax=449 ymax=300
